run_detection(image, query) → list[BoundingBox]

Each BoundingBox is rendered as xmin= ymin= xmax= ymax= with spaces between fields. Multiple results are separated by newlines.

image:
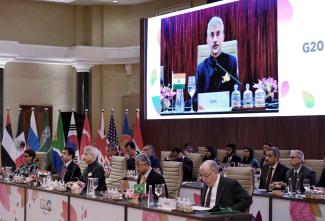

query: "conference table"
xmin=250 ymin=190 xmax=325 ymax=221
xmin=179 ymin=182 xmax=325 ymax=221
xmin=0 ymin=180 xmax=251 ymax=221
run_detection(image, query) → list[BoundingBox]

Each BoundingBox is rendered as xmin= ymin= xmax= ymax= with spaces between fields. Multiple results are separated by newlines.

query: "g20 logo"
xmin=303 ymin=41 xmax=324 ymax=53
xmin=40 ymin=199 xmax=52 ymax=212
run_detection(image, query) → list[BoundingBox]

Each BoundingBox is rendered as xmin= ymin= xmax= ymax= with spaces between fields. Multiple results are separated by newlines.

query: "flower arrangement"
xmin=253 ymin=77 xmax=278 ymax=97
xmin=160 ymin=85 xmax=176 ymax=111
xmin=70 ymin=181 xmax=85 ymax=194
xmin=26 ymin=174 xmax=40 ymax=186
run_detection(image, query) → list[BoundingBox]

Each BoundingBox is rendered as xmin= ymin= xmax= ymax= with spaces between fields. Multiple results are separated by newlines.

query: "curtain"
xmin=160 ymin=0 xmax=277 ymax=94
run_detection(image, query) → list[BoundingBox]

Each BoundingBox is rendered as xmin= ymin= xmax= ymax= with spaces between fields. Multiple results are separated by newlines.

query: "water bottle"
xmin=243 ymin=84 xmax=253 ymax=108
xmin=287 ymin=178 xmax=292 ymax=197
xmin=231 ymin=84 xmax=241 ymax=108
xmin=254 ymin=173 xmax=260 ymax=190
xmin=147 ymin=185 xmax=154 ymax=208
xmin=255 ymin=84 xmax=266 ymax=107
xmin=175 ymin=89 xmax=184 ymax=112
xmin=295 ymin=178 xmax=301 ymax=198
xmin=46 ymin=171 xmax=52 ymax=183
xmin=176 ymin=197 xmax=181 ymax=210
xmin=161 ymin=183 xmax=166 ymax=198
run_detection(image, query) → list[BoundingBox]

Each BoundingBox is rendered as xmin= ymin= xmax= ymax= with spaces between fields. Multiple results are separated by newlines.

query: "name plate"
xmin=158 ymin=198 xmax=176 ymax=211
xmin=198 ymin=91 xmax=231 ymax=112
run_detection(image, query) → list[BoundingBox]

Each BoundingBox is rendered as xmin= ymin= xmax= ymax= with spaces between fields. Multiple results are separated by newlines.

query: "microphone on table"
xmin=214 ymin=61 xmax=242 ymax=86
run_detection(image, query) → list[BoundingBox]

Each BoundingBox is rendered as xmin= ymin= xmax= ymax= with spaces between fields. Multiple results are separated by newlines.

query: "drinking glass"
xmin=87 ymin=178 xmax=98 ymax=197
xmin=155 ymin=184 xmax=163 ymax=205
xmin=187 ymin=76 xmax=196 ymax=112
xmin=4 ymin=167 xmax=12 ymax=181
xmin=92 ymin=178 xmax=99 ymax=193
xmin=303 ymin=179 xmax=310 ymax=192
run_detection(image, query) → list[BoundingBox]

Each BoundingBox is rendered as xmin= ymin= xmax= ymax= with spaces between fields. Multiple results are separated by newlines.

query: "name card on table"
xmin=158 ymin=198 xmax=176 ymax=211
xmin=198 ymin=91 xmax=231 ymax=112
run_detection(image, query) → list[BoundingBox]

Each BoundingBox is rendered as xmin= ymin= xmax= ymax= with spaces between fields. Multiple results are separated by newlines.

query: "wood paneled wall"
xmin=140 ymin=116 xmax=325 ymax=159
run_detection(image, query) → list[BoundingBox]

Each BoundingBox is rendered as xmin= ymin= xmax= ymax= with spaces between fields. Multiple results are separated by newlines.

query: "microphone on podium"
xmin=214 ymin=61 xmax=242 ymax=86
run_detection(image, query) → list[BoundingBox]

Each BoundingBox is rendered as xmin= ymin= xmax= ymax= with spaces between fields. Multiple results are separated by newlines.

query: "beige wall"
xmin=91 ymin=64 xmax=140 ymax=136
xmin=0 ymin=0 xmax=77 ymax=46
xmin=103 ymin=0 xmax=205 ymax=47
xmin=1 ymin=0 xmax=207 ymax=141
xmin=4 ymin=62 xmax=76 ymax=133
xmin=99 ymin=0 xmax=206 ymax=137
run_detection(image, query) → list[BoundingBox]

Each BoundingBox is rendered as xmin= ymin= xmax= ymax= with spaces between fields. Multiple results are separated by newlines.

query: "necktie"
xmin=265 ymin=166 xmax=274 ymax=189
xmin=205 ymin=187 xmax=212 ymax=207
xmin=292 ymin=171 xmax=298 ymax=192
xmin=60 ymin=166 xmax=67 ymax=180
xmin=140 ymin=175 xmax=146 ymax=184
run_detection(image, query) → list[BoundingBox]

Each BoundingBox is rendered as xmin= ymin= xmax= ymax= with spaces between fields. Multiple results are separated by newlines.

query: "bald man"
xmin=200 ymin=160 xmax=251 ymax=212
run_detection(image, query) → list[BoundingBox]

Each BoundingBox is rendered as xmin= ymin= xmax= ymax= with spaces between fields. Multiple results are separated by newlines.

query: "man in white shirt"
xmin=135 ymin=153 xmax=167 ymax=198
xmin=286 ymin=150 xmax=316 ymax=192
xmin=199 ymin=160 xmax=251 ymax=212
xmin=259 ymin=146 xmax=288 ymax=190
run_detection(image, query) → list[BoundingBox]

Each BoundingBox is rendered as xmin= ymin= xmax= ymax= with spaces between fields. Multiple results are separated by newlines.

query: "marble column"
xmin=74 ymin=64 xmax=92 ymax=117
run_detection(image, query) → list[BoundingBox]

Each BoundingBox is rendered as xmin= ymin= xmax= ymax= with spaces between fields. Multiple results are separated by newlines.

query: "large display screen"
xmin=145 ymin=0 xmax=325 ymax=119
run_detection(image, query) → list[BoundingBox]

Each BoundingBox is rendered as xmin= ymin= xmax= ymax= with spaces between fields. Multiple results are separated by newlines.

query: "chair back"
xmin=226 ymin=167 xmax=254 ymax=196
xmin=304 ymin=159 xmax=325 ymax=181
xmin=236 ymin=150 xmax=243 ymax=159
xmin=35 ymin=152 xmax=46 ymax=170
xmin=162 ymin=161 xmax=183 ymax=199
xmin=279 ymin=150 xmax=290 ymax=158
xmin=160 ymin=151 xmax=171 ymax=161
xmin=186 ymin=153 xmax=203 ymax=179
xmin=107 ymin=156 xmax=126 ymax=188
xmin=197 ymin=146 xmax=206 ymax=155
xmin=254 ymin=150 xmax=264 ymax=162
xmin=279 ymin=158 xmax=291 ymax=169
xmin=217 ymin=149 xmax=226 ymax=162
xmin=197 ymin=40 xmax=238 ymax=64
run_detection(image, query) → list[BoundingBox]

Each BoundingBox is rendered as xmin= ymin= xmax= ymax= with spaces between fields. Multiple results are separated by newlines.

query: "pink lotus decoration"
xmin=253 ymin=77 xmax=278 ymax=97
xmin=0 ymin=184 xmax=10 ymax=211
xmin=160 ymin=85 xmax=176 ymax=111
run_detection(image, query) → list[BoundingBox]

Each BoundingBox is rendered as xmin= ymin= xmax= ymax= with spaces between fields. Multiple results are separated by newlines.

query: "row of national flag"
xmin=1 ymin=108 xmax=144 ymax=175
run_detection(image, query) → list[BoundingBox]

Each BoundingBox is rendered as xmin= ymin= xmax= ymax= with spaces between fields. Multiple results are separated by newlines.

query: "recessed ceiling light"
xmin=113 ymin=0 xmax=117 ymax=2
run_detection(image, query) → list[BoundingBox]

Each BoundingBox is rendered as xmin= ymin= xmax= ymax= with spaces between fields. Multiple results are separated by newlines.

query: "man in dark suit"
xmin=200 ymin=160 xmax=251 ymax=212
xmin=260 ymin=142 xmax=272 ymax=167
xmin=81 ymin=146 xmax=107 ymax=191
xmin=61 ymin=147 xmax=81 ymax=183
xmin=193 ymin=16 xmax=238 ymax=111
xmin=286 ymin=150 xmax=316 ymax=192
xmin=125 ymin=141 xmax=140 ymax=171
xmin=317 ymin=168 xmax=325 ymax=187
xmin=142 ymin=144 xmax=161 ymax=174
xmin=168 ymin=147 xmax=193 ymax=181
xmin=259 ymin=146 xmax=288 ymax=190
xmin=222 ymin=143 xmax=241 ymax=167
xmin=135 ymin=153 xmax=168 ymax=198
xmin=316 ymin=153 xmax=325 ymax=187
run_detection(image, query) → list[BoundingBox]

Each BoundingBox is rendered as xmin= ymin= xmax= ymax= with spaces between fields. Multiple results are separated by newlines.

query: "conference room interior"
xmin=0 ymin=0 xmax=325 ymax=221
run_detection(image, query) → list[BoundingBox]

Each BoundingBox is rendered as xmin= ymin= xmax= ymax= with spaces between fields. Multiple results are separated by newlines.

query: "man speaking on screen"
xmin=193 ymin=16 xmax=239 ymax=111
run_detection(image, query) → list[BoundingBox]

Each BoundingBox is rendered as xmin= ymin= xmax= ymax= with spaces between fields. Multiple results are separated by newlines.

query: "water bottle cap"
xmin=245 ymin=83 xmax=250 ymax=90
xmin=234 ymin=84 xmax=238 ymax=90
